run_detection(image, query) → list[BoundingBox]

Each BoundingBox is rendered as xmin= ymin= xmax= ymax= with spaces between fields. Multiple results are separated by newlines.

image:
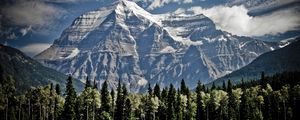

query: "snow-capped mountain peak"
xmin=114 ymin=0 xmax=161 ymax=25
xmin=35 ymin=1 xmax=281 ymax=92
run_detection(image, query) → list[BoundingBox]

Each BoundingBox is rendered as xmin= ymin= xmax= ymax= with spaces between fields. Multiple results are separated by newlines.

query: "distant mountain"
xmin=211 ymin=38 xmax=300 ymax=86
xmin=0 ymin=44 xmax=84 ymax=93
xmin=35 ymin=0 xmax=281 ymax=92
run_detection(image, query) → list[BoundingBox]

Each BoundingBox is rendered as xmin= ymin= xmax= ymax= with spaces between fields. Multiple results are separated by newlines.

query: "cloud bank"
xmin=187 ymin=5 xmax=300 ymax=36
xmin=19 ymin=43 xmax=51 ymax=57
xmin=1 ymin=0 xmax=64 ymax=28
xmin=148 ymin=0 xmax=193 ymax=10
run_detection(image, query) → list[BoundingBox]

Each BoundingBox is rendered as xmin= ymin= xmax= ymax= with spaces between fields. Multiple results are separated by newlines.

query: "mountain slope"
xmin=0 ymin=44 xmax=84 ymax=93
xmin=35 ymin=0 xmax=280 ymax=91
xmin=212 ymin=38 xmax=300 ymax=85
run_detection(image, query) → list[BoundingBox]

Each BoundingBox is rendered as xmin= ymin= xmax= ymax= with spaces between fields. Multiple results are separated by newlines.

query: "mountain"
xmin=35 ymin=0 xmax=281 ymax=91
xmin=0 ymin=44 xmax=84 ymax=93
xmin=211 ymin=38 xmax=300 ymax=86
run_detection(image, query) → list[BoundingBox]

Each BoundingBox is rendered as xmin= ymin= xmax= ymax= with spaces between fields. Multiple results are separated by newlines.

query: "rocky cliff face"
xmin=35 ymin=0 xmax=280 ymax=92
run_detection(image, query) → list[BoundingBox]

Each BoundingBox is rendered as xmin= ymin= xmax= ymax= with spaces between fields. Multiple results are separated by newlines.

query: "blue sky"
xmin=1 ymin=0 xmax=300 ymax=57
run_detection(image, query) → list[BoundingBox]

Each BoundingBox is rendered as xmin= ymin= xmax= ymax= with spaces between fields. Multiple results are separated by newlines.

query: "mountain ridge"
xmin=211 ymin=38 xmax=300 ymax=86
xmin=35 ymin=0 xmax=281 ymax=92
xmin=0 ymin=44 xmax=84 ymax=93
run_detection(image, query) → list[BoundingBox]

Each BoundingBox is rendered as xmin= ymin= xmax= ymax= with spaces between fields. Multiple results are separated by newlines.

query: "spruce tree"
xmin=145 ymin=84 xmax=154 ymax=120
xmin=115 ymin=80 xmax=124 ymax=120
xmin=186 ymin=91 xmax=193 ymax=120
xmin=93 ymin=78 xmax=98 ymax=90
xmin=240 ymin=88 xmax=250 ymax=120
xmin=124 ymin=98 xmax=132 ymax=120
xmin=110 ymin=88 xmax=115 ymax=118
xmin=222 ymin=80 xmax=227 ymax=91
xmin=261 ymin=72 xmax=267 ymax=88
xmin=180 ymin=79 xmax=188 ymax=95
xmin=196 ymin=81 xmax=205 ymax=120
xmin=153 ymin=84 xmax=161 ymax=99
xmin=167 ymin=84 xmax=176 ymax=120
xmin=61 ymin=75 xmax=77 ymax=120
xmin=85 ymin=76 xmax=92 ymax=89
xmin=158 ymin=88 xmax=168 ymax=120
xmin=227 ymin=80 xmax=237 ymax=120
xmin=175 ymin=89 xmax=183 ymax=120
xmin=211 ymin=82 xmax=216 ymax=91
xmin=147 ymin=84 xmax=152 ymax=96
xmin=101 ymin=80 xmax=110 ymax=114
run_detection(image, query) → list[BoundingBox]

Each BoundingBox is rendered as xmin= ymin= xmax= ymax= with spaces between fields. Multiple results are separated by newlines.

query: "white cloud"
xmin=19 ymin=43 xmax=51 ymax=57
xmin=20 ymin=26 xmax=32 ymax=36
xmin=148 ymin=0 xmax=193 ymax=10
xmin=1 ymin=1 xmax=64 ymax=28
xmin=188 ymin=5 xmax=300 ymax=36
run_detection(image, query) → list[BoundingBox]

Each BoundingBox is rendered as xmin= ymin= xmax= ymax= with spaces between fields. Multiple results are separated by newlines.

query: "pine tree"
xmin=175 ymin=89 xmax=183 ymax=120
xmin=124 ymin=98 xmax=132 ymax=120
xmin=111 ymin=88 xmax=115 ymax=118
xmin=85 ymin=76 xmax=92 ymax=89
xmin=180 ymin=79 xmax=188 ymax=95
xmin=167 ymin=84 xmax=176 ymax=120
xmin=115 ymin=80 xmax=124 ymax=120
xmin=153 ymin=84 xmax=161 ymax=99
xmin=211 ymin=82 xmax=216 ymax=91
xmin=93 ymin=78 xmax=98 ymax=90
xmin=227 ymin=80 xmax=238 ymax=120
xmin=196 ymin=81 xmax=205 ymax=120
xmin=186 ymin=91 xmax=193 ymax=120
xmin=158 ymin=88 xmax=168 ymax=120
xmin=261 ymin=72 xmax=267 ymax=88
xmin=55 ymin=84 xmax=61 ymax=96
xmin=101 ymin=80 xmax=110 ymax=114
xmin=148 ymin=84 xmax=152 ymax=96
xmin=61 ymin=75 xmax=77 ymax=120
xmin=145 ymin=84 xmax=154 ymax=120
xmin=240 ymin=88 xmax=250 ymax=120
xmin=223 ymin=80 xmax=227 ymax=91
xmin=1 ymin=75 xmax=16 ymax=120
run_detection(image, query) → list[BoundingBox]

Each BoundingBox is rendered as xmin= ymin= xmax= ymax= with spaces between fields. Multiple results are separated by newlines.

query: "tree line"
xmin=1 ymin=71 xmax=300 ymax=120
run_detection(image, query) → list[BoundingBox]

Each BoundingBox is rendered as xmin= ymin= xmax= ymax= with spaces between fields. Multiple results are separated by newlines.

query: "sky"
xmin=1 ymin=0 xmax=300 ymax=57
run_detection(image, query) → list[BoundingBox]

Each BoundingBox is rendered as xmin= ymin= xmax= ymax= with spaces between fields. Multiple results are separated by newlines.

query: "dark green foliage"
xmin=124 ymin=99 xmax=132 ymax=120
xmin=145 ymin=84 xmax=154 ymax=120
xmin=101 ymin=80 xmax=110 ymax=113
xmin=158 ymin=88 xmax=168 ymax=120
xmin=214 ymin=39 xmax=300 ymax=86
xmin=211 ymin=82 xmax=216 ymax=91
xmin=180 ymin=79 xmax=189 ymax=95
xmin=55 ymin=84 xmax=61 ymax=95
xmin=85 ymin=76 xmax=92 ymax=89
xmin=0 ymin=44 xmax=84 ymax=93
xmin=61 ymin=76 xmax=77 ymax=120
xmin=227 ymin=80 xmax=238 ymax=120
xmin=167 ymin=84 xmax=176 ymax=120
xmin=196 ymin=81 xmax=205 ymax=120
xmin=240 ymin=88 xmax=250 ymax=120
xmin=1 ymin=72 xmax=300 ymax=120
xmin=114 ymin=80 xmax=127 ymax=120
xmin=93 ymin=79 xmax=98 ymax=90
xmin=110 ymin=88 xmax=115 ymax=117
xmin=222 ymin=80 xmax=227 ymax=91
xmin=147 ymin=84 xmax=152 ymax=96
xmin=153 ymin=84 xmax=161 ymax=99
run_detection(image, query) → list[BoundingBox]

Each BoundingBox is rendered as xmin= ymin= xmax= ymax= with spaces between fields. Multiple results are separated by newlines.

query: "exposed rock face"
xmin=36 ymin=0 xmax=279 ymax=92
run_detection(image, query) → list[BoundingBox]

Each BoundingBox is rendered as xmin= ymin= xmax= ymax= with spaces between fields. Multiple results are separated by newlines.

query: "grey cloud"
xmin=19 ymin=43 xmax=51 ymax=57
xmin=187 ymin=5 xmax=300 ymax=36
xmin=1 ymin=0 xmax=64 ymax=28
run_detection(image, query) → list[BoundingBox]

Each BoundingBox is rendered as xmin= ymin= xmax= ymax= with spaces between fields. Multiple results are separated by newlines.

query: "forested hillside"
xmin=0 ymin=44 xmax=84 ymax=93
xmin=1 ymin=71 xmax=300 ymax=120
